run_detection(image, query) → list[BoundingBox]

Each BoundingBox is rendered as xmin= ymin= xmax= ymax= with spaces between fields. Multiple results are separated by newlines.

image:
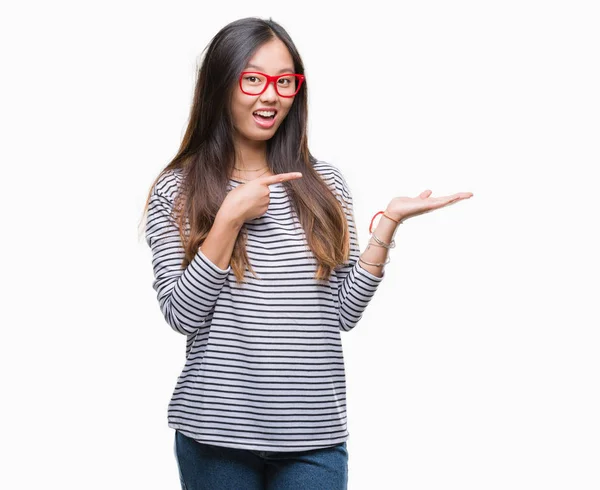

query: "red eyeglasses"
xmin=239 ymin=71 xmax=305 ymax=98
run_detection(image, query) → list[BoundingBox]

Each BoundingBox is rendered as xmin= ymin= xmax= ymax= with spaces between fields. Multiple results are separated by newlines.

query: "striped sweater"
xmin=145 ymin=160 xmax=385 ymax=452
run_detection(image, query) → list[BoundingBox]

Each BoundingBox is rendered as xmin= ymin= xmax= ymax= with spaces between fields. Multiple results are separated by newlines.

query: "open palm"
xmin=386 ymin=190 xmax=473 ymax=223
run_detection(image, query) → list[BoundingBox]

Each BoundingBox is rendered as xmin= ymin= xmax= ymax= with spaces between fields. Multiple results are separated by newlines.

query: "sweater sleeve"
xmin=145 ymin=188 xmax=230 ymax=336
xmin=331 ymin=167 xmax=385 ymax=332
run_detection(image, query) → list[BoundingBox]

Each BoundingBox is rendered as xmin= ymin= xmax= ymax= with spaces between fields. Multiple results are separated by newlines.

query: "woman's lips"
xmin=252 ymin=113 xmax=277 ymax=129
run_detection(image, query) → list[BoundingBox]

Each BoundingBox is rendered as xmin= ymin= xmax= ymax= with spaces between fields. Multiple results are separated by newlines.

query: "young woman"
xmin=143 ymin=16 xmax=472 ymax=490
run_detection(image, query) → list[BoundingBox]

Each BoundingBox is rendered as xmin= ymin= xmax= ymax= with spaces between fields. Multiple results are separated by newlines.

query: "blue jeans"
xmin=174 ymin=430 xmax=348 ymax=489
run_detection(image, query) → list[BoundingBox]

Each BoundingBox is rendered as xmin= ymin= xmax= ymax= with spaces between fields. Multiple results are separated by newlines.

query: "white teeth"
xmin=254 ymin=110 xmax=276 ymax=117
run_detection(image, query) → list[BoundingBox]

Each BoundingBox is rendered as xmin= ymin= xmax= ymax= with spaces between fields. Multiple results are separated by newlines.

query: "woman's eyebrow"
xmin=245 ymin=63 xmax=295 ymax=74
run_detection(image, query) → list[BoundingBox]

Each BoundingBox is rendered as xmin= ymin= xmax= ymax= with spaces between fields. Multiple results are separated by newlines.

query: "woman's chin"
xmin=247 ymin=128 xmax=278 ymax=141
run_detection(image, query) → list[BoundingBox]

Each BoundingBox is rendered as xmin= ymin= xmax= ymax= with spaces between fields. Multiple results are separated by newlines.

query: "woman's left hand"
xmin=385 ymin=190 xmax=474 ymax=223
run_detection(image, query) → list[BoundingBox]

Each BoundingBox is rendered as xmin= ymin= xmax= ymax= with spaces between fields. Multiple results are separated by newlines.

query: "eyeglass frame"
xmin=238 ymin=71 xmax=305 ymax=98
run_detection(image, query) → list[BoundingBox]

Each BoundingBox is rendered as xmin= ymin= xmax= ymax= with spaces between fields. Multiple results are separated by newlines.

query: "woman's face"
xmin=230 ymin=38 xmax=297 ymax=145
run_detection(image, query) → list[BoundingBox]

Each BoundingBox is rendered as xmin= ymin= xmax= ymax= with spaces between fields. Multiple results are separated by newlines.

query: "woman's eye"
xmin=278 ymin=78 xmax=291 ymax=86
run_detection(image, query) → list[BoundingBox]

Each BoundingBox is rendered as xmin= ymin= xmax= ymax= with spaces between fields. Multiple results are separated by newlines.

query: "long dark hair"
xmin=141 ymin=17 xmax=350 ymax=283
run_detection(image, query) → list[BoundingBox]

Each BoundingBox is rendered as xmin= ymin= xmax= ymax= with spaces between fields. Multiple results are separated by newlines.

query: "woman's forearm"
xmin=358 ymin=214 xmax=399 ymax=277
xmin=199 ymin=208 xmax=244 ymax=271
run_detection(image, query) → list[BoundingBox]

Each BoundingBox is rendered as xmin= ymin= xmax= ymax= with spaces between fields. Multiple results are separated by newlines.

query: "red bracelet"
xmin=369 ymin=211 xmax=402 ymax=234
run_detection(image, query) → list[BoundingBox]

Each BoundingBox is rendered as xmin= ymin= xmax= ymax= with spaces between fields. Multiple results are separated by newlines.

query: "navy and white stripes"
xmin=145 ymin=161 xmax=384 ymax=451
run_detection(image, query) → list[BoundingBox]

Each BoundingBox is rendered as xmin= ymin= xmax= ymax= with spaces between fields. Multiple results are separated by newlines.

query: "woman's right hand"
xmin=222 ymin=172 xmax=303 ymax=224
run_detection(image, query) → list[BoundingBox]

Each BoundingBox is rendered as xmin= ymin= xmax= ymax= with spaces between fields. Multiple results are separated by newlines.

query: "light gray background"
xmin=1 ymin=1 xmax=598 ymax=488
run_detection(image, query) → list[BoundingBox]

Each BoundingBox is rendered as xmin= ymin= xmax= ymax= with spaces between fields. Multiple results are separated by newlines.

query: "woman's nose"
xmin=260 ymin=81 xmax=279 ymax=101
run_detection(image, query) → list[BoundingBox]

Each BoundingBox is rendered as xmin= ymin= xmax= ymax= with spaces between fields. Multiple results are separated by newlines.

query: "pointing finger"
xmin=260 ymin=172 xmax=303 ymax=185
